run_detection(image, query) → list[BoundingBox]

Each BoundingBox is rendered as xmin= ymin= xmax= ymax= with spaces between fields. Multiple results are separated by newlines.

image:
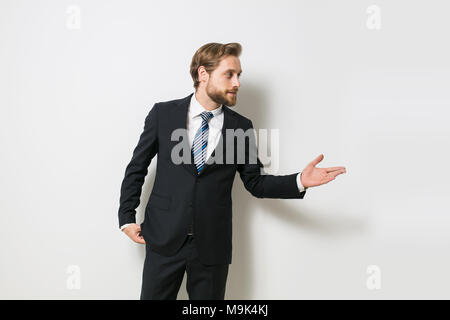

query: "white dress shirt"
xmin=187 ymin=91 xmax=224 ymax=163
xmin=120 ymin=92 xmax=306 ymax=230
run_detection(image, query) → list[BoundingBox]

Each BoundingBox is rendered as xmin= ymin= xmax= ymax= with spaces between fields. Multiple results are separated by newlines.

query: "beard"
xmin=206 ymin=82 xmax=237 ymax=107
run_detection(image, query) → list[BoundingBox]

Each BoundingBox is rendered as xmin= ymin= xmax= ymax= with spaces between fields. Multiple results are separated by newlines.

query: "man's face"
xmin=205 ymin=55 xmax=242 ymax=107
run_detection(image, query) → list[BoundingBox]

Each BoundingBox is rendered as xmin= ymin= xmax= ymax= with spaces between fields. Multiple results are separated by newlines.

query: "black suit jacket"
xmin=118 ymin=92 xmax=306 ymax=265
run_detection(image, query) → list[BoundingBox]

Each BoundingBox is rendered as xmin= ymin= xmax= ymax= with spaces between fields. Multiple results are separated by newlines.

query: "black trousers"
xmin=140 ymin=234 xmax=229 ymax=300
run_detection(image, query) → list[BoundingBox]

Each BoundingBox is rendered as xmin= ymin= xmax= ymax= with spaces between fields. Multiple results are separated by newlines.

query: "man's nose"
xmin=233 ymin=76 xmax=240 ymax=88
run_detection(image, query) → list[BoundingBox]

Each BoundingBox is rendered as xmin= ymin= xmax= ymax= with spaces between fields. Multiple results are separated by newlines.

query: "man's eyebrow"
xmin=224 ymin=69 xmax=242 ymax=74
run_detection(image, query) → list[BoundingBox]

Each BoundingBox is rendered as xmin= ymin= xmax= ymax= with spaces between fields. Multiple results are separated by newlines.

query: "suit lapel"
xmin=170 ymin=93 xmax=197 ymax=177
xmin=170 ymin=93 xmax=238 ymax=177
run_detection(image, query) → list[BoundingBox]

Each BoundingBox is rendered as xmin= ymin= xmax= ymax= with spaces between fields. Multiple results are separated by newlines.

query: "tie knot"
xmin=200 ymin=111 xmax=214 ymax=122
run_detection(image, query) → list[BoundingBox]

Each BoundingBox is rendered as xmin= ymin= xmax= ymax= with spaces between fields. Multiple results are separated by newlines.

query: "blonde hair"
xmin=190 ymin=42 xmax=242 ymax=90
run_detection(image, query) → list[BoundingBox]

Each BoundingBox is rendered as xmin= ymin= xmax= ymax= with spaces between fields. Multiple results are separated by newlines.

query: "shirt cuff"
xmin=120 ymin=223 xmax=133 ymax=231
xmin=296 ymin=172 xmax=306 ymax=193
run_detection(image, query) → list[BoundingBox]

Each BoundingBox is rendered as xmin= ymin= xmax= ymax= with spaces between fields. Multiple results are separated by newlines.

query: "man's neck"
xmin=195 ymin=89 xmax=221 ymax=111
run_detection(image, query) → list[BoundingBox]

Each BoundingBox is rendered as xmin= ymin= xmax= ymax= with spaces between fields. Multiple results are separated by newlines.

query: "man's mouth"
xmin=227 ymin=92 xmax=237 ymax=96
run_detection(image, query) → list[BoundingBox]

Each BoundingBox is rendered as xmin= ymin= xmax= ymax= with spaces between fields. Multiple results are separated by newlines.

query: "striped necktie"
xmin=192 ymin=111 xmax=214 ymax=174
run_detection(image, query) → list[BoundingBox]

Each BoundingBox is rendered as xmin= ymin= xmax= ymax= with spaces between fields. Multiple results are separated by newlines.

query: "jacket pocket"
xmin=148 ymin=192 xmax=171 ymax=210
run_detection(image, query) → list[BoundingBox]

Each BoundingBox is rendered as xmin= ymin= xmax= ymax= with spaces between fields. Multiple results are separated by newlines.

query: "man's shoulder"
xmin=224 ymin=106 xmax=252 ymax=127
xmin=153 ymin=95 xmax=187 ymax=109
xmin=145 ymin=93 xmax=189 ymax=117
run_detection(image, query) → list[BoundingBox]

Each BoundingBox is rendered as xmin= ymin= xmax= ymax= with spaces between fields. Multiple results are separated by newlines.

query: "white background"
xmin=1 ymin=0 xmax=449 ymax=299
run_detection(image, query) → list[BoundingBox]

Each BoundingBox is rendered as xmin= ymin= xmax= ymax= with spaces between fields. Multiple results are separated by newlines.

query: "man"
xmin=118 ymin=42 xmax=346 ymax=300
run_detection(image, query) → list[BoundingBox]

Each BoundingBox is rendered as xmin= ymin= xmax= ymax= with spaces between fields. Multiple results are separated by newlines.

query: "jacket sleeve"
xmin=118 ymin=103 xmax=159 ymax=227
xmin=237 ymin=119 xmax=306 ymax=199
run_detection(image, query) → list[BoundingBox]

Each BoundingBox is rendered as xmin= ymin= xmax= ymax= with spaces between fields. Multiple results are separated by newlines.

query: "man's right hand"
xmin=122 ymin=223 xmax=146 ymax=244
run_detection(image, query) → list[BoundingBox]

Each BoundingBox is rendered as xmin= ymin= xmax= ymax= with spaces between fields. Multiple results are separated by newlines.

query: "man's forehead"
xmin=219 ymin=65 xmax=242 ymax=74
xmin=218 ymin=57 xmax=242 ymax=72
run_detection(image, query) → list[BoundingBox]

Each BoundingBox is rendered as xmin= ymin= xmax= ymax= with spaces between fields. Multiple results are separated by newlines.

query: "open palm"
xmin=300 ymin=154 xmax=346 ymax=188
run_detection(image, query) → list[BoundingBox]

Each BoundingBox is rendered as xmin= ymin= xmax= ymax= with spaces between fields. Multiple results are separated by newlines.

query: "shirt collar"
xmin=189 ymin=92 xmax=223 ymax=120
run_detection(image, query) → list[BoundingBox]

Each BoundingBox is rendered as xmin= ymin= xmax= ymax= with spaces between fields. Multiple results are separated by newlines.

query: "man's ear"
xmin=198 ymin=66 xmax=209 ymax=82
